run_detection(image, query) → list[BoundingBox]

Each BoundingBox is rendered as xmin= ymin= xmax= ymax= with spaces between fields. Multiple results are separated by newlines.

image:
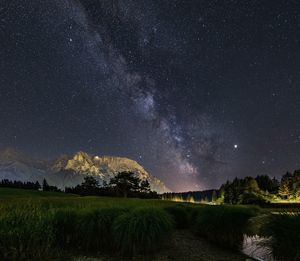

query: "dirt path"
xmin=74 ymin=230 xmax=251 ymax=261
xmin=152 ymin=230 xmax=250 ymax=261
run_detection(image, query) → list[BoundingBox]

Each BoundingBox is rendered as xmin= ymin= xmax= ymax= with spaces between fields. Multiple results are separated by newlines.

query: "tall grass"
xmin=0 ymin=205 xmax=173 ymax=259
xmin=113 ymin=207 xmax=173 ymax=255
xmin=4 ymin=188 xmax=290 ymax=260
xmin=76 ymin=207 xmax=126 ymax=253
xmin=262 ymin=213 xmax=300 ymax=261
xmin=50 ymin=209 xmax=79 ymax=249
xmin=0 ymin=203 xmax=54 ymax=260
xmin=0 ymin=190 xmax=176 ymax=259
xmin=193 ymin=205 xmax=259 ymax=249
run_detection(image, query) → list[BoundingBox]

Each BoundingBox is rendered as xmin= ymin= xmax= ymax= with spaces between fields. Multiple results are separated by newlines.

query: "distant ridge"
xmin=0 ymin=148 xmax=170 ymax=193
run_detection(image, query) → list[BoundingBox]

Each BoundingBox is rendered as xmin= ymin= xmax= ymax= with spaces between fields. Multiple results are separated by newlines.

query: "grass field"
xmin=0 ymin=188 xmax=299 ymax=260
xmin=0 ymin=188 xmax=186 ymax=259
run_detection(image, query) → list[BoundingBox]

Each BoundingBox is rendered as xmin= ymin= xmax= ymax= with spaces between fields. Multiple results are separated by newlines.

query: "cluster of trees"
xmin=0 ymin=178 xmax=61 ymax=192
xmin=42 ymin=179 xmax=61 ymax=192
xmin=278 ymin=170 xmax=300 ymax=199
xmin=219 ymin=176 xmax=276 ymax=204
xmin=162 ymin=189 xmax=216 ymax=203
xmin=66 ymin=171 xmax=159 ymax=198
xmin=0 ymin=171 xmax=157 ymax=199
xmin=0 ymin=179 xmax=41 ymax=190
xmin=219 ymin=170 xmax=300 ymax=204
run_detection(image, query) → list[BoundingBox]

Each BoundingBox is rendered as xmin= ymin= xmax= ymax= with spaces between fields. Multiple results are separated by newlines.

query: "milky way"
xmin=1 ymin=1 xmax=300 ymax=191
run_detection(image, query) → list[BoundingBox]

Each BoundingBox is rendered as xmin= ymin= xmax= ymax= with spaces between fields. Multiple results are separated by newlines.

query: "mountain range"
xmin=0 ymin=148 xmax=169 ymax=193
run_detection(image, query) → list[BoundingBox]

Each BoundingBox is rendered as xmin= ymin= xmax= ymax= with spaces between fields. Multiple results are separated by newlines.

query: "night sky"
xmin=1 ymin=1 xmax=300 ymax=191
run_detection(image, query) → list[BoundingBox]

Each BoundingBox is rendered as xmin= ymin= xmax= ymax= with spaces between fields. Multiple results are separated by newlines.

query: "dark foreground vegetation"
xmin=0 ymin=188 xmax=299 ymax=260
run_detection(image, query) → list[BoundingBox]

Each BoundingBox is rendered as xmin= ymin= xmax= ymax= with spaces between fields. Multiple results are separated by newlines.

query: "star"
xmin=1 ymin=0 xmax=300 ymax=192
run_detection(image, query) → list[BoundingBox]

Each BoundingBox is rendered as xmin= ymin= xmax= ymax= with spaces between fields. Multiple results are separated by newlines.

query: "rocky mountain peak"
xmin=72 ymin=151 xmax=91 ymax=162
xmin=0 ymin=148 xmax=170 ymax=193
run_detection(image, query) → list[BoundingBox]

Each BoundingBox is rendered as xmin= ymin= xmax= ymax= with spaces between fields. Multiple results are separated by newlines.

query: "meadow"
xmin=0 ymin=188 xmax=299 ymax=260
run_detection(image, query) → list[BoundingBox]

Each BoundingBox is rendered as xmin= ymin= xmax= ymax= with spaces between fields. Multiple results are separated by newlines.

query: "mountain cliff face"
xmin=0 ymin=149 xmax=170 ymax=193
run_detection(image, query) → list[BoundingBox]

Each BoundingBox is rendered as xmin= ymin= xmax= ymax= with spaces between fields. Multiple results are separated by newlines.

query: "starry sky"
xmin=1 ymin=0 xmax=300 ymax=191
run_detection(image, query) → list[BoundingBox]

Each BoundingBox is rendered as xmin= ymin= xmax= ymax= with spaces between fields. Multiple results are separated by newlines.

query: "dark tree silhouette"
xmin=42 ymin=178 xmax=60 ymax=192
xmin=255 ymin=175 xmax=279 ymax=193
xmin=82 ymin=176 xmax=99 ymax=189
xmin=110 ymin=171 xmax=140 ymax=197
xmin=0 ymin=179 xmax=41 ymax=190
xmin=42 ymin=178 xmax=50 ymax=191
xmin=140 ymin=179 xmax=151 ymax=193
xmin=212 ymin=190 xmax=218 ymax=202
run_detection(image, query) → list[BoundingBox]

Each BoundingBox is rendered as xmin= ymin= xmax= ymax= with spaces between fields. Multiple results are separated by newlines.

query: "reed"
xmin=193 ymin=205 xmax=259 ymax=249
xmin=113 ymin=207 xmax=173 ymax=255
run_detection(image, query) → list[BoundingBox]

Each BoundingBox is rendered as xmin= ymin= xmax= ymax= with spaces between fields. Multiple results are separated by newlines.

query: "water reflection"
xmin=242 ymin=235 xmax=274 ymax=261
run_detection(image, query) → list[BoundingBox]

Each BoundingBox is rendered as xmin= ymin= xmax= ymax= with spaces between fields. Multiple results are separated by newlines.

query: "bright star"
xmin=234 ymin=144 xmax=238 ymax=149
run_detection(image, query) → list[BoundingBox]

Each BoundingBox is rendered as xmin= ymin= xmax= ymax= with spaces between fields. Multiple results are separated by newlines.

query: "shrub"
xmin=113 ymin=207 xmax=173 ymax=255
xmin=193 ymin=205 xmax=259 ymax=249
xmin=239 ymin=192 xmax=267 ymax=205
xmin=76 ymin=207 xmax=125 ymax=253
xmin=262 ymin=213 xmax=300 ymax=261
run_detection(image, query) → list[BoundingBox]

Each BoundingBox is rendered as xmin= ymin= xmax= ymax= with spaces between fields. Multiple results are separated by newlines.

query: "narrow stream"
xmin=242 ymin=235 xmax=274 ymax=261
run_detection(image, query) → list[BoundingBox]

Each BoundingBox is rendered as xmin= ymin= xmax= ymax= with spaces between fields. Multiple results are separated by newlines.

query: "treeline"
xmin=0 ymin=179 xmax=41 ymax=190
xmin=66 ymin=171 xmax=159 ymax=199
xmin=219 ymin=175 xmax=278 ymax=204
xmin=0 ymin=171 xmax=158 ymax=199
xmin=42 ymin=179 xmax=61 ymax=192
xmin=219 ymin=169 xmax=300 ymax=204
xmin=162 ymin=169 xmax=300 ymax=205
xmin=162 ymin=189 xmax=216 ymax=203
xmin=0 ymin=178 xmax=62 ymax=192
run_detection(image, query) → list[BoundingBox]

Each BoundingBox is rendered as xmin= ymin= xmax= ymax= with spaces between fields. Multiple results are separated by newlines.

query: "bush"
xmin=262 ymin=213 xmax=300 ymax=261
xmin=76 ymin=207 xmax=125 ymax=253
xmin=239 ymin=192 xmax=267 ymax=205
xmin=50 ymin=207 xmax=127 ymax=253
xmin=193 ymin=205 xmax=259 ymax=249
xmin=113 ymin=207 xmax=173 ymax=255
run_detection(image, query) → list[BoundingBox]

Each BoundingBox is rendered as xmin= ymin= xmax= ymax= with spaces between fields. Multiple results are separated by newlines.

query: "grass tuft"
xmin=113 ymin=207 xmax=173 ymax=255
xmin=76 ymin=207 xmax=126 ymax=253
xmin=193 ymin=205 xmax=259 ymax=249
xmin=262 ymin=213 xmax=300 ymax=260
